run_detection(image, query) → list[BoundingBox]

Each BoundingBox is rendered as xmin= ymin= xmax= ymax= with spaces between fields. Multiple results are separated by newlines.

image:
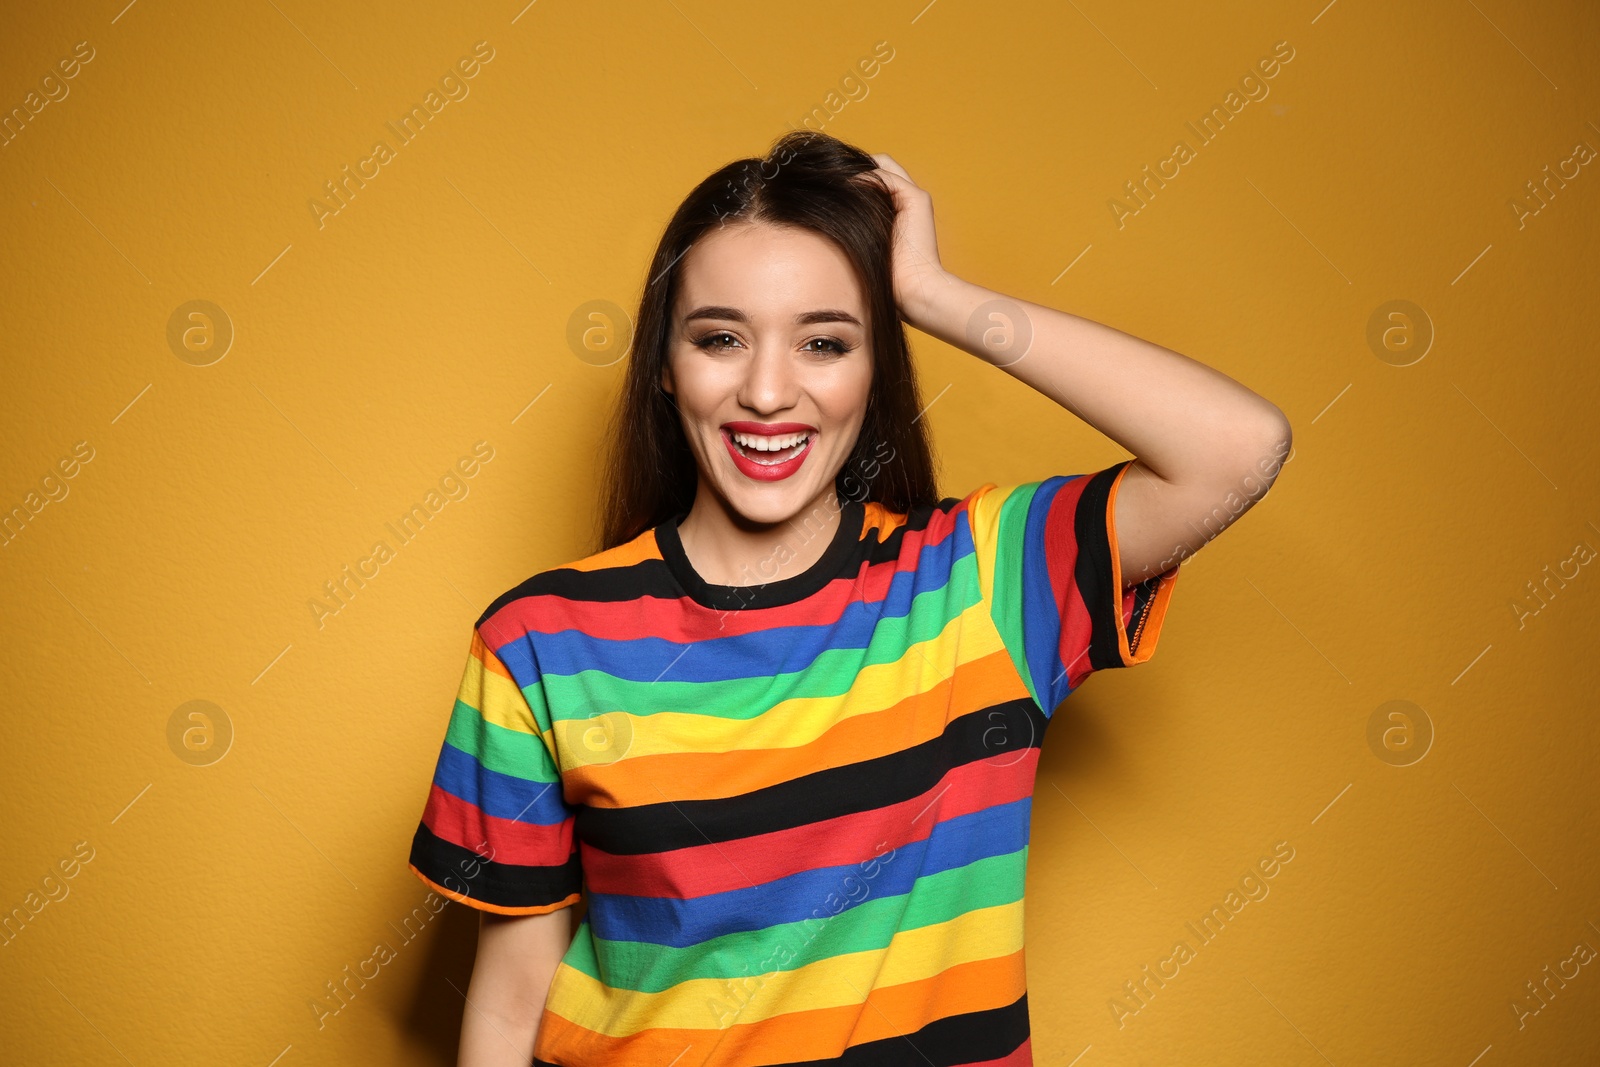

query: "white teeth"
xmin=730 ymin=431 xmax=811 ymax=451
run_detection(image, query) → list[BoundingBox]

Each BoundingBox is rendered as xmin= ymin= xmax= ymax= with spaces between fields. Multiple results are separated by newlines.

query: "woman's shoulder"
xmin=861 ymin=490 xmax=978 ymax=543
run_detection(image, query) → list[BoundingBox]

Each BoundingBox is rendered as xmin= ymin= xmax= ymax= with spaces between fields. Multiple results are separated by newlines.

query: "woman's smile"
xmin=721 ymin=421 xmax=818 ymax=481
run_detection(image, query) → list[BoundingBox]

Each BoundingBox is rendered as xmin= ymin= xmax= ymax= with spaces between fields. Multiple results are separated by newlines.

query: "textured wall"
xmin=2 ymin=0 xmax=1597 ymax=1063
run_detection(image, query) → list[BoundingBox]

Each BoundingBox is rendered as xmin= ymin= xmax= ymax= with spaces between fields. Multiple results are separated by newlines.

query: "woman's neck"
xmin=674 ymin=486 xmax=846 ymax=588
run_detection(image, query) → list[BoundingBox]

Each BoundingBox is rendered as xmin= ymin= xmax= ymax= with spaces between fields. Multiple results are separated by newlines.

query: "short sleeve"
xmin=407 ymin=625 xmax=583 ymax=914
xmin=966 ymin=459 xmax=1179 ymax=716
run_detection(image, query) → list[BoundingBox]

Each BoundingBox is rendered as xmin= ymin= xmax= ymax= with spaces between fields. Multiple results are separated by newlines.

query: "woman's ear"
xmin=659 ymin=361 xmax=674 ymax=396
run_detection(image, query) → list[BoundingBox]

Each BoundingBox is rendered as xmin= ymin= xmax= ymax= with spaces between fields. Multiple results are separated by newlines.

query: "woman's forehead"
xmin=675 ymin=225 xmax=866 ymax=319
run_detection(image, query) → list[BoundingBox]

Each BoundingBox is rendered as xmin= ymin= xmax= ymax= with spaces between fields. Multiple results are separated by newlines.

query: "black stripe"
xmin=575 ymin=698 xmax=1048 ymax=855
xmin=408 ymin=822 xmax=581 ymax=908
xmin=1127 ymin=572 xmax=1162 ymax=657
xmin=767 ymin=991 xmax=1030 ymax=1067
xmin=478 ymin=557 xmax=687 ymax=621
xmin=1073 ymin=463 xmax=1129 ymax=673
xmin=477 ymin=492 xmax=968 ymax=626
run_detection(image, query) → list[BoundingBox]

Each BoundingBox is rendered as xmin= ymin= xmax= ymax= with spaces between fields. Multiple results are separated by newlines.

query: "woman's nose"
xmin=737 ymin=344 xmax=800 ymax=411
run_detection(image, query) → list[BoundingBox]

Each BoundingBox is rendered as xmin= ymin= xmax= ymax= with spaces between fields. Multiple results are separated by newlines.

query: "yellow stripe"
xmin=963 ymin=482 xmax=1011 ymax=625
xmin=460 ymin=643 xmax=571 ymax=768
xmin=549 ymin=600 xmax=1008 ymax=761
xmin=543 ymin=898 xmax=1025 ymax=1037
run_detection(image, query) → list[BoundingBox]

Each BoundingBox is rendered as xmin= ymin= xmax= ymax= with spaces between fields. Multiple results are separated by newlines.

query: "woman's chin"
xmin=717 ymin=479 xmax=831 ymax=527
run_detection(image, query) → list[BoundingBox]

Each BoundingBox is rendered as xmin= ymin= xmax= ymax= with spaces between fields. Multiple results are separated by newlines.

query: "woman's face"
xmin=662 ymin=220 xmax=874 ymax=527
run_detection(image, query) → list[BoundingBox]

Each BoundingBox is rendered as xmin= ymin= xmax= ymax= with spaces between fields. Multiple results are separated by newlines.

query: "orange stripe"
xmin=860 ymin=499 xmax=904 ymax=543
xmin=1104 ymin=463 xmax=1179 ymax=666
xmin=566 ymin=648 xmax=1030 ymax=805
xmin=466 ymin=627 xmax=520 ymax=683
xmin=533 ymin=949 xmax=1026 ymax=1063
xmin=562 ymin=531 xmax=665 ymax=573
xmin=834 ymin=948 xmax=1027 ymax=1044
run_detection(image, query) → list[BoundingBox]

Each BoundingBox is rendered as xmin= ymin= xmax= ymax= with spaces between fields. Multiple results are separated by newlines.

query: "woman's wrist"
xmin=901 ymin=269 xmax=957 ymax=335
xmin=904 ymin=272 xmax=1016 ymax=364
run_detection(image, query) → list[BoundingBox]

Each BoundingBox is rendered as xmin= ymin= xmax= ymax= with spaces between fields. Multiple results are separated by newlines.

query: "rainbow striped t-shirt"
xmin=408 ymin=459 xmax=1178 ymax=1066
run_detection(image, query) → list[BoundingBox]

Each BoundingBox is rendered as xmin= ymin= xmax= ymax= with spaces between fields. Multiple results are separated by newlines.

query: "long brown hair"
xmin=595 ymin=129 xmax=940 ymax=552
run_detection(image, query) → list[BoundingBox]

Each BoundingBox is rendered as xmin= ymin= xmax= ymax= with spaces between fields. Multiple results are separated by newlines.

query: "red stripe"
xmin=423 ymin=785 xmax=576 ymax=867
xmin=580 ymin=748 xmax=1038 ymax=897
xmin=1041 ymin=476 xmax=1098 ymax=693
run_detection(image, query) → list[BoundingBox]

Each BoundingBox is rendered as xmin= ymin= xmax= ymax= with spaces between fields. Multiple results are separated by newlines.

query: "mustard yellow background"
xmin=4 ymin=0 xmax=1598 ymax=1063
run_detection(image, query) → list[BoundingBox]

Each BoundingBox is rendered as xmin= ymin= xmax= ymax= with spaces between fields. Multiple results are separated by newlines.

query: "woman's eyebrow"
xmin=796 ymin=309 xmax=863 ymax=327
xmin=683 ymin=305 xmax=863 ymax=327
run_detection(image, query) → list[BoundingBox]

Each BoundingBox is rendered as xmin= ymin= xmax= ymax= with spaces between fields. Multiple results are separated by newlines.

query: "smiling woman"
xmin=658 ymin=222 xmax=885 ymax=564
xmin=406 ymin=129 xmax=1286 ymax=1067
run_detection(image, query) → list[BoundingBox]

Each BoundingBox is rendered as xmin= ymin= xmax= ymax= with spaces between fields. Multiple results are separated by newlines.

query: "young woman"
xmin=408 ymin=131 xmax=1290 ymax=1066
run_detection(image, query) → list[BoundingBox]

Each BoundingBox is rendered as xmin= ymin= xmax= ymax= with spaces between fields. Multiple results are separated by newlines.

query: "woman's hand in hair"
xmin=861 ymin=153 xmax=954 ymax=331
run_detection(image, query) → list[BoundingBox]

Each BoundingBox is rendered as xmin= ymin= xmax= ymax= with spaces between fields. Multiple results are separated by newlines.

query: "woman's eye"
xmin=803 ymin=337 xmax=849 ymax=356
xmin=692 ymin=333 xmax=851 ymax=355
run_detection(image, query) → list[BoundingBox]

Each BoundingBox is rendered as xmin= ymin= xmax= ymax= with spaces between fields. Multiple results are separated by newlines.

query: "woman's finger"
xmin=870 ymin=153 xmax=914 ymax=181
xmin=860 ymin=165 xmax=918 ymax=204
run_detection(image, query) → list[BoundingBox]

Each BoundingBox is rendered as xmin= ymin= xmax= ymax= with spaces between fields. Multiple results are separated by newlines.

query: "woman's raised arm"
xmin=863 ymin=154 xmax=1293 ymax=586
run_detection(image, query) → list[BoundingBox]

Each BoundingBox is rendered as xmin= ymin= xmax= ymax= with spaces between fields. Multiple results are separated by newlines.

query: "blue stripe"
xmin=526 ymin=547 xmax=981 ymax=688
xmin=432 ymin=741 xmax=571 ymax=826
xmin=584 ymin=796 xmax=1033 ymax=947
xmin=1017 ymin=477 xmax=1066 ymax=714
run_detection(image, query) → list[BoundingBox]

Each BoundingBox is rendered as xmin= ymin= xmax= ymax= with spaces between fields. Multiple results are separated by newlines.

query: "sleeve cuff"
xmin=1081 ymin=461 xmax=1179 ymax=672
xmin=408 ymin=822 xmax=582 ymax=915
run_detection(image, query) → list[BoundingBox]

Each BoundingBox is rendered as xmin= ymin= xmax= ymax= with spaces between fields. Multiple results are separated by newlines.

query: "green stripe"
xmin=561 ymin=848 xmax=1027 ymax=993
xmin=443 ymin=698 xmax=561 ymax=783
xmin=538 ymin=553 xmax=985 ymax=724
xmin=984 ymin=483 xmax=1044 ymax=710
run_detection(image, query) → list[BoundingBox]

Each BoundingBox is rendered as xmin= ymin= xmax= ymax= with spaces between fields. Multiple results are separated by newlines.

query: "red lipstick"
xmin=720 ymin=422 xmax=817 ymax=482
